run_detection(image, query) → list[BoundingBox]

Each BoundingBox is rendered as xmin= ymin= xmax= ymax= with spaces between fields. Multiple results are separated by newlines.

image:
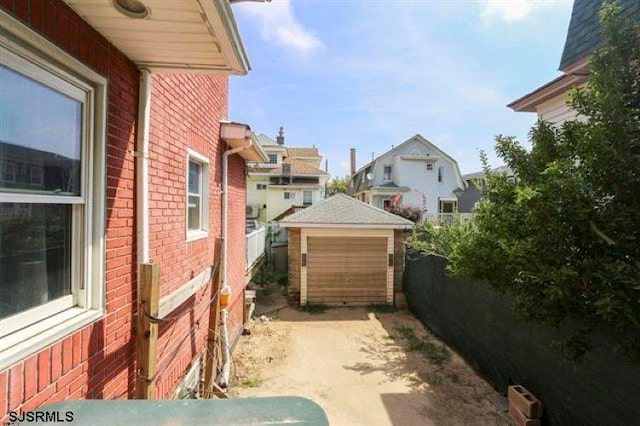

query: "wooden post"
xmin=135 ymin=262 xmax=160 ymax=399
xmin=203 ymin=238 xmax=223 ymax=396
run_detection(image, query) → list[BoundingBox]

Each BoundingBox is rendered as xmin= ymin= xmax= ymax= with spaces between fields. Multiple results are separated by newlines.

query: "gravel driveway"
xmin=231 ymin=293 xmax=510 ymax=426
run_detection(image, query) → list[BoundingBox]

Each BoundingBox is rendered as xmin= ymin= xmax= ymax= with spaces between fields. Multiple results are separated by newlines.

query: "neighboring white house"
xmin=247 ymin=129 xmax=329 ymax=222
xmin=347 ymin=134 xmax=466 ymax=222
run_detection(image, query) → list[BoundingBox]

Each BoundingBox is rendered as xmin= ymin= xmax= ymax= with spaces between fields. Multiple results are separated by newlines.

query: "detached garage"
xmin=280 ymin=194 xmax=413 ymax=306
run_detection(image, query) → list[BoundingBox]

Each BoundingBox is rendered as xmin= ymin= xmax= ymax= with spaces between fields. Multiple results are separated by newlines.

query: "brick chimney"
xmin=276 ymin=126 xmax=285 ymax=145
xmin=350 ymin=148 xmax=356 ymax=176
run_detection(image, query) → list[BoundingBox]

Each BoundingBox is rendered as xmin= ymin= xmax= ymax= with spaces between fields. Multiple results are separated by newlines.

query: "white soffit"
xmin=64 ymin=0 xmax=249 ymax=74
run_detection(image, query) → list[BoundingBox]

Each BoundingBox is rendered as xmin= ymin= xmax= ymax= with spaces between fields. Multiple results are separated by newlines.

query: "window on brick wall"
xmin=186 ymin=150 xmax=209 ymax=241
xmin=0 ymin=19 xmax=107 ymax=369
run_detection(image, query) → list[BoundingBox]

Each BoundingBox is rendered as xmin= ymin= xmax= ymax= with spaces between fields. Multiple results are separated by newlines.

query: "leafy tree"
xmin=327 ymin=175 xmax=350 ymax=195
xmin=449 ymin=3 xmax=640 ymax=360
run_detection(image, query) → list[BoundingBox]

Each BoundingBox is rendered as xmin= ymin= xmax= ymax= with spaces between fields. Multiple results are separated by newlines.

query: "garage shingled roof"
xmin=279 ymin=194 xmax=414 ymax=228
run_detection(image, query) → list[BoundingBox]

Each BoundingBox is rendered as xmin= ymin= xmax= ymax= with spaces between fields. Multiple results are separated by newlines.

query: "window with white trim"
xmin=438 ymin=166 xmax=443 ymax=182
xmin=186 ymin=150 xmax=209 ymax=241
xmin=256 ymin=183 xmax=267 ymax=190
xmin=383 ymin=165 xmax=392 ymax=182
xmin=426 ymin=163 xmax=434 ymax=171
xmin=0 ymin=21 xmax=106 ymax=367
xmin=303 ymin=190 xmax=312 ymax=206
xmin=284 ymin=191 xmax=295 ymax=200
xmin=267 ymin=154 xmax=278 ymax=164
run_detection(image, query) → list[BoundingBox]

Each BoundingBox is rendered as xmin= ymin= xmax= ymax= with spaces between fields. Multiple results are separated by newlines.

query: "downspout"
xmin=136 ymin=69 xmax=152 ymax=265
xmin=220 ymin=134 xmax=252 ymax=387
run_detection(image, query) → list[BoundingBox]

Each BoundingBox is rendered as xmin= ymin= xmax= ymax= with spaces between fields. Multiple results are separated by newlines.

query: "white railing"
xmin=246 ymin=226 xmax=266 ymax=270
xmin=425 ymin=213 xmax=474 ymax=225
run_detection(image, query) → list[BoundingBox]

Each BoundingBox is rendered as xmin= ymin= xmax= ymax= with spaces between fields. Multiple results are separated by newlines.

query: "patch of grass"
xmin=367 ymin=303 xmax=398 ymax=313
xmin=241 ymin=376 xmax=261 ymax=388
xmin=394 ymin=325 xmax=450 ymax=365
xmin=300 ymin=304 xmax=328 ymax=315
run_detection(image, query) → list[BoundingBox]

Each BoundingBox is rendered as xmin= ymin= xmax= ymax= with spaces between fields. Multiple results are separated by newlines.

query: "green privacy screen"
xmin=404 ymin=252 xmax=640 ymax=425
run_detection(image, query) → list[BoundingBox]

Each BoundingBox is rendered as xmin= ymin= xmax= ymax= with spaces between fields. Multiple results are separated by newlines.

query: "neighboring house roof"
xmin=559 ymin=0 xmax=640 ymax=71
xmin=510 ymin=0 xmax=640 ymax=112
xmin=256 ymin=134 xmax=279 ymax=146
xmin=280 ymin=194 xmax=414 ymax=229
xmin=348 ymin=134 xmax=466 ymax=195
xmin=462 ymin=166 xmax=513 ymax=181
xmin=507 ymin=72 xmax=588 ymax=112
xmin=248 ymin=157 xmax=329 ymax=176
xmin=272 ymin=205 xmax=307 ymax=222
xmin=286 ymin=147 xmax=320 ymax=158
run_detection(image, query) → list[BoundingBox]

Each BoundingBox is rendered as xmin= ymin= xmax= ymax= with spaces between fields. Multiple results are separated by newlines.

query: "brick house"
xmin=0 ymin=0 xmax=265 ymax=420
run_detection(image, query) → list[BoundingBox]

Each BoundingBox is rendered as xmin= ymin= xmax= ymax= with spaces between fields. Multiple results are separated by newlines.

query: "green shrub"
xmin=407 ymin=217 xmax=473 ymax=259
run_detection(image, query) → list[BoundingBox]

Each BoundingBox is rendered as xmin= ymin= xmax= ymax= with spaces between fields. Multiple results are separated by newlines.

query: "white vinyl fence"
xmin=246 ymin=226 xmax=266 ymax=270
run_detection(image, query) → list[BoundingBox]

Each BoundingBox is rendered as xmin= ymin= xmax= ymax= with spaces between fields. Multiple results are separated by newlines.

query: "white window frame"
xmin=284 ymin=191 xmax=295 ymax=200
xmin=267 ymin=154 xmax=278 ymax=164
xmin=256 ymin=183 xmax=267 ymax=190
xmin=426 ymin=163 xmax=434 ymax=171
xmin=383 ymin=165 xmax=392 ymax=182
xmin=438 ymin=166 xmax=443 ymax=182
xmin=0 ymin=10 xmax=107 ymax=371
xmin=186 ymin=149 xmax=209 ymax=242
xmin=303 ymin=190 xmax=313 ymax=205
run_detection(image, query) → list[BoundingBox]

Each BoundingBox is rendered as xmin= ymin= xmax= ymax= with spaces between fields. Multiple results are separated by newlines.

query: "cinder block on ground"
xmin=509 ymin=399 xmax=541 ymax=426
xmin=508 ymin=385 xmax=543 ymax=419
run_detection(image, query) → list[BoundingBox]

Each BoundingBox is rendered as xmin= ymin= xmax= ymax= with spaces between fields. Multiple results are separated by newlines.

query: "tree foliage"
xmin=448 ymin=3 xmax=640 ymax=360
xmin=407 ymin=218 xmax=473 ymax=258
xmin=327 ymin=175 xmax=349 ymax=196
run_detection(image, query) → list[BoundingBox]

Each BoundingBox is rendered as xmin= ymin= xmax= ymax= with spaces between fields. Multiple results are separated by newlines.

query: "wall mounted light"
xmin=113 ymin=0 xmax=150 ymax=19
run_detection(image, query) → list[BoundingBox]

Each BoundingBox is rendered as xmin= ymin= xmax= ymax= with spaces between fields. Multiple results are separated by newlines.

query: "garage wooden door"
xmin=307 ymin=237 xmax=388 ymax=305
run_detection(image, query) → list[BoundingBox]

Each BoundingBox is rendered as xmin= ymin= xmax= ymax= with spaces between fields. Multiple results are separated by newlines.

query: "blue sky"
xmin=229 ymin=0 xmax=574 ymax=177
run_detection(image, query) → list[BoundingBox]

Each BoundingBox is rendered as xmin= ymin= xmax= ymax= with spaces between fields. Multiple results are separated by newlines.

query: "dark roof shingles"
xmin=559 ymin=0 xmax=640 ymax=70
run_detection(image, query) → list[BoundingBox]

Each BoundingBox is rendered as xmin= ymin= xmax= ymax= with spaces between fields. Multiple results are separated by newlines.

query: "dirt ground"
xmin=230 ymin=286 xmax=511 ymax=426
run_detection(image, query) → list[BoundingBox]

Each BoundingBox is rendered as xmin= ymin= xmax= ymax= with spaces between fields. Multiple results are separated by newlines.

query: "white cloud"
xmin=481 ymin=0 xmax=563 ymax=22
xmin=236 ymin=0 xmax=323 ymax=55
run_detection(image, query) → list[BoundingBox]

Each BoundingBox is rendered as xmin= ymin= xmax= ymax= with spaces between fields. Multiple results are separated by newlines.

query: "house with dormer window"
xmin=347 ymin=134 xmax=467 ymax=222
xmin=247 ymin=128 xmax=330 ymax=222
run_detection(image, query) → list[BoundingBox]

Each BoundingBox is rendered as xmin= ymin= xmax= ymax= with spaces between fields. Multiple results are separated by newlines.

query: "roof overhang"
xmin=220 ymin=122 xmax=268 ymax=162
xmin=370 ymin=186 xmax=410 ymax=193
xmin=508 ymin=71 xmax=588 ymax=112
xmin=247 ymin=172 xmax=327 ymax=177
xmin=267 ymin=184 xmax=322 ymax=189
xmin=279 ymin=223 xmax=413 ymax=230
xmin=63 ymin=0 xmax=250 ymax=74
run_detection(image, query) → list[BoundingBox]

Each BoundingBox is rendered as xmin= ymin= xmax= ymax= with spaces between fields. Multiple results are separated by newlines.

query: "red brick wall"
xmin=0 ymin=0 xmax=247 ymax=420
xmin=147 ymin=74 xmax=247 ymax=397
xmin=0 ymin=1 xmax=139 ymax=421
